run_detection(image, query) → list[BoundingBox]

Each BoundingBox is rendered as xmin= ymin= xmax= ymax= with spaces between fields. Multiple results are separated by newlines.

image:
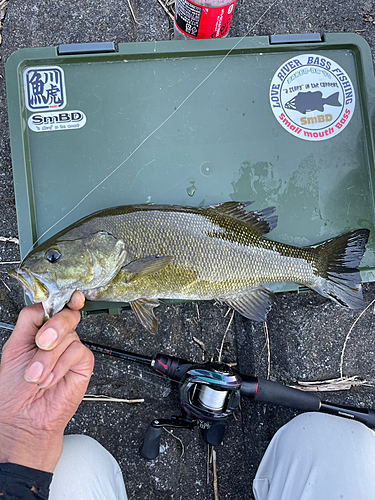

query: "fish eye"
xmin=45 ymin=248 xmax=61 ymax=263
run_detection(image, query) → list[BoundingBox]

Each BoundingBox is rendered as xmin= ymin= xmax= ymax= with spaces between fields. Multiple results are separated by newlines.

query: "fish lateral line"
xmin=8 ymin=202 xmax=370 ymax=334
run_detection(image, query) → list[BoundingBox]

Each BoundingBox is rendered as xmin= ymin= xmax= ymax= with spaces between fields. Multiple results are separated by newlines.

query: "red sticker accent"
xmin=175 ymin=0 xmax=236 ymax=39
xmin=157 ymin=359 xmax=168 ymax=371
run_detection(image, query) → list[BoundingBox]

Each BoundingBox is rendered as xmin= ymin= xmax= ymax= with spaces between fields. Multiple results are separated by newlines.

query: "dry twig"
xmin=0 ymin=236 xmax=19 ymax=244
xmin=339 ymin=299 xmax=375 ymax=378
xmin=83 ymin=394 xmax=144 ymax=403
xmin=163 ymin=428 xmax=185 ymax=458
xmin=1 ymin=278 xmax=10 ymax=292
xmin=218 ymin=309 xmax=234 ymax=362
xmin=289 ymin=376 xmax=373 ymax=392
xmin=212 ymin=447 xmax=219 ymax=500
xmin=156 ymin=0 xmax=174 ymax=20
xmin=126 ymin=0 xmax=143 ymax=25
xmin=224 ymin=307 xmax=232 ymax=318
xmin=193 ymin=336 xmax=205 ymax=361
xmin=207 ymin=444 xmax=211 ymax=484
xmin=0 ymin=0 xmax=8 ymax=35
xmin=363 ymin=13 xmax=375 ymax=25
xmin=263 ymin=321 xmax=271 ymax=380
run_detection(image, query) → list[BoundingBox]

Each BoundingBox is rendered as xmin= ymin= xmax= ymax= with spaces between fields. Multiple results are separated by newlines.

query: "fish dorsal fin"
xmin=210 ymin=201 xmax=278 ymax=235
xmin=122 ymin=255 xmax=173 ymax=283
xmin=130 ymin=298 xmax=160 ymax=333
xmin=224 ymin=286 xmax=277 ymax=322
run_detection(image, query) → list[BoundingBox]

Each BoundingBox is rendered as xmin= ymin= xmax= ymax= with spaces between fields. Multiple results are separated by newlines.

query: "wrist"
xmin=0 ymin=426 xmax=63 ymax=472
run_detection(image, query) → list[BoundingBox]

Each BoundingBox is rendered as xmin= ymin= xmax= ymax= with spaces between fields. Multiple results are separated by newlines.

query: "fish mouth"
xmin=8 ymin=267 xmax=50 ymax=303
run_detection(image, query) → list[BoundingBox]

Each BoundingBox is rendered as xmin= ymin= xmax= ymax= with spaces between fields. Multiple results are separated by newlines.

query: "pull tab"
xmin=269 ymin=33 xmax=322 ymax=44
xmin=58 ymin=42 xmax=116 ymax=55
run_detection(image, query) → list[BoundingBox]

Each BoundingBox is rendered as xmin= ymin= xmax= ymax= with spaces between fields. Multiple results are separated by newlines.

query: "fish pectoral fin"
xmin=122 ymin=255 xmax=173 ymax=283
xmin=224 ymin=287 xmax=277 ymax=322
xmin=130 ymin=298 xmax=160 ymax=333
xmin=209 ymin=201 xmax=277 ymax=234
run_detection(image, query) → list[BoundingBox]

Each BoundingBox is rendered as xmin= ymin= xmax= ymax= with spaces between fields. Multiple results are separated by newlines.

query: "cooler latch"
xmin=269 ymin=33 xmax=322 ymax=44
xmin=57 ymin=42 xmax=116 ymax=55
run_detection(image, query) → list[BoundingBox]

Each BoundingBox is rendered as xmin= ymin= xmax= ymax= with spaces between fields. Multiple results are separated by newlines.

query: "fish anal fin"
xmin=224 ymin=287 xmax=277 ymax=322
xmin=122 ymin=255 xmax=173 ymax=283
xmin=130 ymin=298 xmax=160 ymax=333
xmin=210 ymin=202 xmax=278 ymax=235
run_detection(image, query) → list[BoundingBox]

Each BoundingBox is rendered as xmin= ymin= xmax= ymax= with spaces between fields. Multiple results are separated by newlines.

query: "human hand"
xmin=0 ymin=292 xmax=94 ymax=472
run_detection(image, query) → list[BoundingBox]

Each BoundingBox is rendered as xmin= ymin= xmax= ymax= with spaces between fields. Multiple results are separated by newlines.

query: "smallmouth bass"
xmin=9 ymin=202 xmax=369 ymax=332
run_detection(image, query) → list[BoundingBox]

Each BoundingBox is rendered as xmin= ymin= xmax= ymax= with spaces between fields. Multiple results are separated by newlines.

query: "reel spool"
xmin=178 ymin=362 xmax=242 ymax=420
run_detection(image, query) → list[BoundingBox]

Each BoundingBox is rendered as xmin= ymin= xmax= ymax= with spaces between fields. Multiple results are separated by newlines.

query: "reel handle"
xmin=139 ymin=422 xmax=162 ymax=460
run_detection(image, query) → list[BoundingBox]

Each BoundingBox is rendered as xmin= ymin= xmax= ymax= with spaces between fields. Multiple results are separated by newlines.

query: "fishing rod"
xmin=81 ymin=340 xmax=375 ymax=460
xmin=1 ymin=322 xmax=374 ymax=459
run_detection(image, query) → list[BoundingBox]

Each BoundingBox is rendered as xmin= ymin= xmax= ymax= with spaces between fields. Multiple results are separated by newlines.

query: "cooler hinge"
xmin=269 ymin=33 xmax=322 ymax=45
xmin=58 ymin=42 xmax=116 ymax=55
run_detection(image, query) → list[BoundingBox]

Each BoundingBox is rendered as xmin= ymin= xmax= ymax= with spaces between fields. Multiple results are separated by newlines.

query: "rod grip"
xmin=240 ymin=374 xmax=321 ymax=412
xmin=139 ymin=423 xmax=162 ymax=460
xmin=255 ymin=377 xmax=321 ymax=411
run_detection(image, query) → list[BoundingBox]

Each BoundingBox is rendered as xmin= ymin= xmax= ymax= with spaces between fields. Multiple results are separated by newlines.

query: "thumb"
xmin=5 ymin=303 xmax=45 ymax=352
xmin=4 ymin=291 xmax=85 ymax=358
xmin=66 ymin=291 xmax=85 ymax=311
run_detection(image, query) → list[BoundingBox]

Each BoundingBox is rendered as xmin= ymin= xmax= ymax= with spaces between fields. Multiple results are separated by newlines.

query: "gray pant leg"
xmin=253 ymin=412 xmax=375 ymax=500
xmin=49 ymin=435 xmax=128 ymax=500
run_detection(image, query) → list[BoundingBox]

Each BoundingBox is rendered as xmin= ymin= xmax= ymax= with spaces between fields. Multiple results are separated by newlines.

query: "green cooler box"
xmin=5 ymin=33 xmax=375 ymax=314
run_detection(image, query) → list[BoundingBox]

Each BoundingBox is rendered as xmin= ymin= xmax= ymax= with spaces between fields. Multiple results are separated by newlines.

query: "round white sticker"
xmin=269 ymin=54 xmax=355 ymax=141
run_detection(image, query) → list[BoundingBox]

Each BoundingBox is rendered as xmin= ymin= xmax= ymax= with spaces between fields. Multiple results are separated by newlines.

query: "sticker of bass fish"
xmin=285 ymin=91 xmax=341 ymax=114
xmin=9 ymin=202 xmax=369 ymax=333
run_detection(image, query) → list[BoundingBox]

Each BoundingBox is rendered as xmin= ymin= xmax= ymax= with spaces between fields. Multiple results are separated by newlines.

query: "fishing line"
xmin=0 ymin=321 xmax=222 ymax=394
xmin=0 ymin=320 xmax=177 ymax=390
xmin=112 ymin=366 xmax=176 ymax=392
xmin=22 ymin=0 xmax=279 ymax=259
xmin=0 ymin=321 xmax=233 ymax=406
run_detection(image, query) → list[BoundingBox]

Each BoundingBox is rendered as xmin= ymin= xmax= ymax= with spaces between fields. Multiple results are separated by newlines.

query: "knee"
xmin=277 ymin=412 xmax=372 ymax=449
xmin=57 ymin=434 xmax=117 ymax=474
xmin=62 ymin=434 xmax=106 ymax=454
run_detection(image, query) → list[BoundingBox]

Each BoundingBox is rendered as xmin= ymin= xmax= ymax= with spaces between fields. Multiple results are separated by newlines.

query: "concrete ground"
xmin=1 ymin=0 xmax=375 ymax=498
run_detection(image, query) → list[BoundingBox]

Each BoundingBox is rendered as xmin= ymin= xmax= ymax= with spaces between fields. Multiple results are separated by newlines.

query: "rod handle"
xmin=240 ymin=374 xmax=321 ymax=411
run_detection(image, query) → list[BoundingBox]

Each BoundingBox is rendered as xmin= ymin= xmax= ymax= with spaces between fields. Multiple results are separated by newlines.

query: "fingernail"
xmin=24 ymin=361 xmax=44 ymax=382
xmin=37 ymin=372 xmax=54 ymax=389
xmin=36 ymin=328 xmax=58 ymax=349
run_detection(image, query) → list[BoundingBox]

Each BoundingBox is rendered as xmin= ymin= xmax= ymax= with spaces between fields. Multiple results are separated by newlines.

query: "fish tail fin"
xmin=311 ymin=229 xmax=369 ymax=309
xmin=324 ymin=91 xmax=341 ymax=108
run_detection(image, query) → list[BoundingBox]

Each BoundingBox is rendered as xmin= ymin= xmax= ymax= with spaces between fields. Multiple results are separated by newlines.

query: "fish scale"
xmin=9 ymin=202 xmax=370 ymax=332
xmin=89 ymin=209 xmax=314 ymax=298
